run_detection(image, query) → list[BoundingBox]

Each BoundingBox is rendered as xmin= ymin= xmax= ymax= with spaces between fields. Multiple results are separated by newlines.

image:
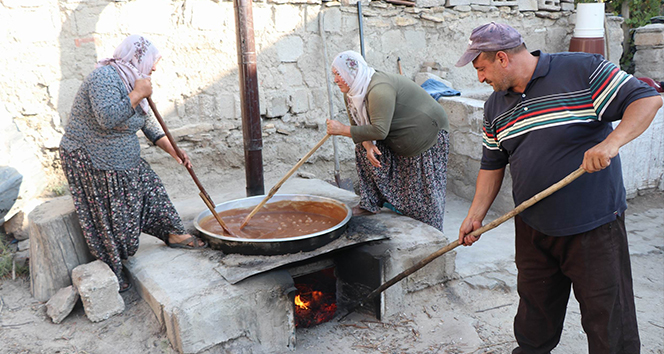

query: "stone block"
xmin=404 ymin=30 xmax=427 ymax=50
xmin=46 ymin=286 xmax=79 ymax=324
xmin=266 ymin=95 xmax=289 ymax=118
xmin=289 ymin=90 xmax=310 ymax=114
xmin=275 ymin=35 xmax=304 ymax=63
xmin=395 ymin=16 xmax=418 ymax=27
xmin=216 ymin=93 xmax=237 ymax=119
xmin=420 ymin=13 xmax=445 ymax=23
xmin=381 ymin=30 xmax=404 ymax=53
xmin=14 ymin=249 xmax=29 ymax=268
xmin=416 ymin=0 xmax=446 ymax=7
xmin=0 ymin=167 xmax=21 ymax=222
xmin=275 ymin=6 xmax=301 ymax=32
xmin=323 ymin=8 xmax=342 ymax=33
xmin=537 ymin=0 xmax=560 ymax=11
xmin=634 ymin=48 xmax=664 ymax=82
xmin=634 ymin=25 xmax=664 ymax=47
xmin=72 ymin=260 xmax=125 ymax=323
xmin=469 ymin=0 xmax=490 ymax=5
xmin=190 ymin=1 xmax=225 ymax=31
xmin=17 ymin=239 xmax=29 ymax=252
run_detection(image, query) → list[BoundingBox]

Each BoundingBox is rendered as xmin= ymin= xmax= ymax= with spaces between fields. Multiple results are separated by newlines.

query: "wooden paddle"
xmin=147 ymin=97 xmax=237 ymax=238
xmin=239 ymin=134 xmax=331 ymax=229
xmin=338 ymin=166 xmax=586 ymax=321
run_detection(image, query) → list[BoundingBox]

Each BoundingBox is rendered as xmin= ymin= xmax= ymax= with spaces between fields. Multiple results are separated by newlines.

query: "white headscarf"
xmin=331 ymin=51 xmax=376 ymax=126
xmin=96 ymin=35 xmax=161 ymax=113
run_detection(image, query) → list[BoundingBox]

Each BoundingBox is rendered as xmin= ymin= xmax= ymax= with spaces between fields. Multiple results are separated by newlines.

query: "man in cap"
xmin=455 ymin=22 xmax=662 ymax=353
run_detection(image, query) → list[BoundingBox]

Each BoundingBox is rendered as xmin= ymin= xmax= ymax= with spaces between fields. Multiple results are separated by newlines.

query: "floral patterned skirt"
xmin=355 ymin=130 xmax=449 ymax=232
xmin=60 ymin=148 xmax=185 ymax=287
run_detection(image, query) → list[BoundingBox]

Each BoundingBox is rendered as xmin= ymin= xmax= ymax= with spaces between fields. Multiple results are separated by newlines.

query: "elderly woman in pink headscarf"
xmin=326 ymin=51 xmax=450 ymax=232
xmin=59 ymin=35 xmax=206 ymax=293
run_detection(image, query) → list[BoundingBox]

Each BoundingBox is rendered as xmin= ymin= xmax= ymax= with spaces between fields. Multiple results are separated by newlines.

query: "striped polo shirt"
xmin=481 ymin=51 xmax=659 ymax=236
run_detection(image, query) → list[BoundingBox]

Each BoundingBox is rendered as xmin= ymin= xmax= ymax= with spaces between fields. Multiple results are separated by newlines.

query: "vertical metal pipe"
xmin=319 ymin=11 xmax=341 ymax=187
xmin=234 ymin=0 xmax=265 ymax=197
xmin=357 ymin=2 xmax=365 ymax=58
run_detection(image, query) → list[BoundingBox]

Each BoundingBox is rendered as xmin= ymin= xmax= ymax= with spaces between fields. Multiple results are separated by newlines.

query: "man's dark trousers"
xmin=511 ymin=214 xmax=640 ymax=354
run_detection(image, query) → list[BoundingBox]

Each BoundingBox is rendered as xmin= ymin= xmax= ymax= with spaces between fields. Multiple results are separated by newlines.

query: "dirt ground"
xmin=0 ymin=190 xmax=662 ymax=354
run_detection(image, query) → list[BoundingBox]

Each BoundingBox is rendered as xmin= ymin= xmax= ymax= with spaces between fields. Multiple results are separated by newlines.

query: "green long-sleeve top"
xmin=348 ymin=71 xmax=449 ymax=157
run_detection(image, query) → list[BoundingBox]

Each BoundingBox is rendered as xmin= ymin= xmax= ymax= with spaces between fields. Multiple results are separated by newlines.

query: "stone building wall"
xmin=0 ymin=0 xmax=625 ymax=221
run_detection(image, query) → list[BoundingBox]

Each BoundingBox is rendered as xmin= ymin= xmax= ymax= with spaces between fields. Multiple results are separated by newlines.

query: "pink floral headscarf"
xmin=331 ymin=51 xmax=375 ymax=126
xmin=96 ymin=35 xmax=161 ymax=113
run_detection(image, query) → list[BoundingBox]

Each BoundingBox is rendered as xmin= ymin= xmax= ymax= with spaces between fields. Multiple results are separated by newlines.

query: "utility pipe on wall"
xmin=234 ymin=0 xmax=265 ymax=197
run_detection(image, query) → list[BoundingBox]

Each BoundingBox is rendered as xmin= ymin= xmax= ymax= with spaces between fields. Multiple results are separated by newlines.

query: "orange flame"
xmin=294 ymin=295 xmax=310 ymax=310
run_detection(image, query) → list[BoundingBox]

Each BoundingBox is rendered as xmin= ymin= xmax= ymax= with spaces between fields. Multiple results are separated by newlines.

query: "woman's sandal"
xmin=167 ymin=235 xmax=208 ymax=249
xmin=119 ymin=271 xmax=132 ymax=293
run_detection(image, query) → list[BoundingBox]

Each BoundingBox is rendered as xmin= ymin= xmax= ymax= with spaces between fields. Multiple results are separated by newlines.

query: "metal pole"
xmin=234 ymin=0 xmax=265 ymax=197
xmin=319 ymin=11 xmax=342 ymax=187
xmin=357 ymin=2 xmax=365 ymax=58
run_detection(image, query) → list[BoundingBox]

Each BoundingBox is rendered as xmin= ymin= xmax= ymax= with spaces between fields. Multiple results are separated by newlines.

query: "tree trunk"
xmin=29 ymin=196 xmax=94 ymax=302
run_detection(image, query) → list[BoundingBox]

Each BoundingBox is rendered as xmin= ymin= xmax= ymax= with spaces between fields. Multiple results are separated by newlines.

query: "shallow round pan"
xmin=194 ymin=194 xmax=351 ymax=255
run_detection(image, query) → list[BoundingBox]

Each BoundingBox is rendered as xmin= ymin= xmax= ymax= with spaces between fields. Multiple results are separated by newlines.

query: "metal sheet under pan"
xmin=214 ymin=218 xmax=389 ymax=284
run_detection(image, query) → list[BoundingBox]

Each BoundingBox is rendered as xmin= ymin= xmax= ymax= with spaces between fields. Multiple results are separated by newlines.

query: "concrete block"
xmin=491 ymin=0 xmax=518 ymax=6
xmin=46 ymin=286 xmax=79 ymax=324
xmin=517 ymin=0 xmax=538 ymax=11
xmin=537 ymin=0 xmax=560 ymax=11
xmin=634 ymin=25 xmax=664 ymax=47
xmin=560 ymin=1 xmax=574 ymax=11
xmin=471 ymin=4 xmax=498 ymax=12
xmin=275 ymin=35 xmax=304 ymax=63
xmin=72 ymin=260 xmax=125 ymax=323
xmin=446 ymin=0 xmax=470 ymax=6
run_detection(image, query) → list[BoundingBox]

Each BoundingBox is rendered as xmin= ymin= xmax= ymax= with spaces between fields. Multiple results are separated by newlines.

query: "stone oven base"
xmin=124 ymin=178 xmax=455 ymax=354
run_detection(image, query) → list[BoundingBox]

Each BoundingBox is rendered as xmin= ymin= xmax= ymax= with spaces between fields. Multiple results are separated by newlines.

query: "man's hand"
xmin=582 ymin=140 xmax=619 ymax=173
xmin=458 ymin=216 xmax=483 ymax=246
xmin=362 ymin=141 xmax=382 ymax=167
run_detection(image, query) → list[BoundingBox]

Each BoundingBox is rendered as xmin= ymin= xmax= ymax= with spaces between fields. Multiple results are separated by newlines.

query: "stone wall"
xmin=0 ymin=0 xmax=625 ymax=221
xmin=634 ymin=24 xmax=664 ymax=82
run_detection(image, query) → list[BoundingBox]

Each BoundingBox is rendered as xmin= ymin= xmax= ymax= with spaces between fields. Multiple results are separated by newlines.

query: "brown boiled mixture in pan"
xmin=199 ymin=200 xmax=348 ymax=239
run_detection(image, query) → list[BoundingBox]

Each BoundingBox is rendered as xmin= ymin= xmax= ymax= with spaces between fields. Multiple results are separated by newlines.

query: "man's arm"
xmin=458 ymin=167 xmax=505 ymax=246
xmin=583 ymin=95 xmax=662 ymax=172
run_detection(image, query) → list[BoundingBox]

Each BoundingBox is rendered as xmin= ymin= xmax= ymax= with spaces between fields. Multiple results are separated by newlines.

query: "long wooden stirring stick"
xmin=147 ymin=97 xmax=237 ymax=238
xmin=338 ymin=166 xmax=586 ymax=321
xmin=240 ymin=134 xmax=331 ymax=229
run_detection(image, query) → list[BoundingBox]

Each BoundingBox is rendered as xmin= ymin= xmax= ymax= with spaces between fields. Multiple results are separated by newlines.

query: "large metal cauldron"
xmin=194 ymin=194 xmax=351 ymax=255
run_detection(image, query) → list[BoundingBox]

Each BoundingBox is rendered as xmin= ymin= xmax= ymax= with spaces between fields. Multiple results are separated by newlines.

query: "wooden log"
xmin=29 ymin=196 xmax=94 ymax=302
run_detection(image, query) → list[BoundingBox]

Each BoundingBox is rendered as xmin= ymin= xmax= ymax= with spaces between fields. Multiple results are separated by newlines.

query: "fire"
xmin=294 ymin=294 xmax=310 ymax=310
xmin=294 ymin=269 xmax=337 ymax=328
